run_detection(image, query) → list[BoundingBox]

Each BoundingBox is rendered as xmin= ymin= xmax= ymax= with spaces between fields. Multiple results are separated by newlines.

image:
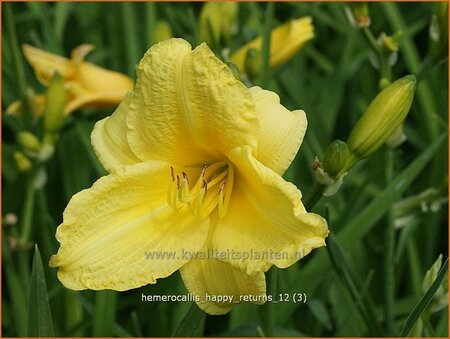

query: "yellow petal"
xmin=180 ymin=251 xmax=266 ymax=315
xmin=230 ymin=17 xmax=314 ymax=71
xmin=91 ymin=92 xmax=141 ymax=172
xmin=49 ymin=161 xmax=209 ymax=291
xmin=70 ymin=44 xmax=95 ymax=63
xmin=22 ymin=44 xmax=75 ymax=85
xmin=212 ymin=146 xmax=328 ymax=275
xmin=77 ymin=63 xmax=133 ymax=97
xmin=22 ymin=44 xmax=133 ymax=112
xmin=126 ymin=38 xmax=259 ymax=166
xmin=250 ymin=86 xmax=307 ymax=175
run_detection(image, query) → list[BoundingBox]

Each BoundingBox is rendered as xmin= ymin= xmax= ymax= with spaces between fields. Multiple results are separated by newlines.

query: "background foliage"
xmin=2 ymin=2 xmax=448 ymax=337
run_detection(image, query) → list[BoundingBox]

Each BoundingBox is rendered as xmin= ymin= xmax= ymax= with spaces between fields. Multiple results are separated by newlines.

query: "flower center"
xmin=167 ymin=162 xmax=234 ymax=219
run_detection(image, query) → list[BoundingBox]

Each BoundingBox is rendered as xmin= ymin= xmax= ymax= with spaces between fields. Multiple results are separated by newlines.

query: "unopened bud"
xmin=323 ymin=140 xmax=351 ymax=178
xmin=380 ymin=32 xmax=401 ymax=53
xmin=422 ymin=254 xmax=448 ymax=313
xmin=154 ymin=20 xmax=172 ymax=43
xmin=44 ymin=73 xmax=66 ymax=143
xmin=352 ymin=3 xmax=370 ymax=27
xmin=244 ymin=48 xmax=262 ymax=79
xmin=13 ymin=151 xmax=32 ymax=172
xmin=17 ymin=131 xmax=41 ymax=152
xmin=347 ymin=75 xmax=416 ymax=159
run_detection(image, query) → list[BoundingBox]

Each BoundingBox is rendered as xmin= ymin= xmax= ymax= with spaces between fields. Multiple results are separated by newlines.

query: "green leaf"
xmin=400 ymin=258 xmax=448 ymax=337
xmin=93 ymin=290 xmax=117 ymax=336
xmin=308 ymin=299 xmax=332 ymax=331
xmin=4 ymin=252 xmax=28 ymax=336
xmin=57 ymin=126 xmax=95 ymax=200
xmin=27 ymin=245 xmax=55 ymax=337
xmin=327 ymin=233 xmax=382 ymax=335
xmin=171 ymin=302 xmax=205 ymax=337
xmin=339 ymin=133 xmax=447 ymax=244
xmin=74 ymin=119 xmax=107 ymax=177
xmin=277 ymin=133 xmax=447 ymax=322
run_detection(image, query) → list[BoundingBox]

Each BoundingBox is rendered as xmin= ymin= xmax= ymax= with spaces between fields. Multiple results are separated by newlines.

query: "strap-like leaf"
xmin=400 ymin=258 xmax=448 ymax=337
xmin=27 ymin=245 xmax=55 ymax=337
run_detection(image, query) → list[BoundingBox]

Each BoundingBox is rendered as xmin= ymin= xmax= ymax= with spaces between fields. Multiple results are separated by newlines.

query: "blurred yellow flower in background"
xmin=6 ymin=44 xmax=133 ymax=117
xmin=49 ymin=38 xmax=328 ymax=315
xmin=230 ymin=17 xmax=314 ymax=73
xmin=199 ymin=2 xmax=238 ymax=46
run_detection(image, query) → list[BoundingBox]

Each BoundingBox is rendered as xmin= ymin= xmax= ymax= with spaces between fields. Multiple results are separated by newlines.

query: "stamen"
xmin=201 ymin=163 xmax=207 ymax=177
xmin=200 ymin=195 xmax=220 ymax=218
xmin=221 ymin=164 xmax=234 ymax=217
xmin=217 ymin=165 xmax=234 ymax=218
xmin=167 ymin=162 xmax=234 ymax=218
xmin=178 ymin=174 xmax=191 ymax=203
xmin=190 ymin=182 xmax=207 ymax=218
xmin=167 ymin=168 xmax=180 ymax=210
xmin=182 ymin=172 xmax=189 ymax=184
xmin=207 ymin=169 xmax=228 ymax=188
xmin=203 ymin=161 xmax=227 ymax=181
xmin=218 ymin=181 xmax=226 ymax=218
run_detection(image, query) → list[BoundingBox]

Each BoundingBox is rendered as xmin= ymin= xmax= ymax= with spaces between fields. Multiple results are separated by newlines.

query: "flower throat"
xmin=167 ymin=162 xmax=234 ymax=219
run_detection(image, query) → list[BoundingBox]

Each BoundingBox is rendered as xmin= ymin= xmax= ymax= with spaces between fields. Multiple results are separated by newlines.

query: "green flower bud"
xmin=13 ymin=151 xmax=32 ymax=172
xmin=347 ymin=75 xmax=416 ymax=159
xmin=380 ymin=32 xmax=400 ymax=53
xmin=244 ymin=48 xmax=262 ymax=79
xmin=422 ymin=254 xmax=448 ymax=313
xmin=351 ymin=3 xmax=370 ymax=27
xmin=154 ymin=20 xmax=173 ymax=44
xmin=226 ymin=62 xmax=241 ymax=81
xmin=323 ymin=140 xmax=351 ymax=178
xmin=43 ymin=73 xmax=67 ymax=144
xmin=17 ymin=131 xmax=41 ymax=152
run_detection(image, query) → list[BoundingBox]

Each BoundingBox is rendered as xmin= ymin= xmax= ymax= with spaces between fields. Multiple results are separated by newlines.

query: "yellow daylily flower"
xmin=230 ymin=17 xmax=314 ymax=73
xmin=50 ymin=38 xmax=328 ymax=315
xmin=7 ymin=44 xmax=133 ymax=116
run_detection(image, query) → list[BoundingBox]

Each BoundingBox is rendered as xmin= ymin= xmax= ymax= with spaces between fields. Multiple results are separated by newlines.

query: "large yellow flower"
xmin=50 ymin=38 xmax=328 ymax=315
xmin=7 ymin=44 xmax=133 ymax=116
xmin=230 ymin=17 xmax=314 ymax=73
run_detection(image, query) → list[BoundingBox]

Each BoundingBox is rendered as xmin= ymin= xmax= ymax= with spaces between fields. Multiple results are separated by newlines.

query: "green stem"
xmin=261 ymin=268 xmax=277 ymax=337
xmin=384 ymin=150 xmax=395 ymax=334
xmin=361 ymin=27 xmax=391 ymax=85
xmin=305 ymin=184 xmax=326 ymax=211
xmin=121 ymin=3 xmax=140 ymax=76
xmin=145 ymin=2 xmax=156 ymax=47
xmin=257 ymin=2 xmax=274 ymax=88
xmin=5 ymin=3 xmax=31 ymax=122
xmin=20 ymin=171 xmax=38 ymax=242
xmin=362 ymin=27 xmax=381 ymax=55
